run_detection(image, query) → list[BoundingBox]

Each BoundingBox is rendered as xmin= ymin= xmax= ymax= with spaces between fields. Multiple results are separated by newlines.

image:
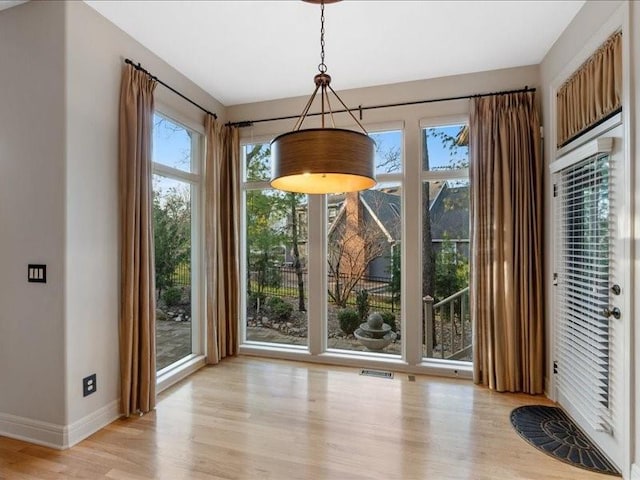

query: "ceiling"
xmin=0 ymin=1 xmax=27 ymax=11
xmin=88 ymin=2 xmax=581 ymax=105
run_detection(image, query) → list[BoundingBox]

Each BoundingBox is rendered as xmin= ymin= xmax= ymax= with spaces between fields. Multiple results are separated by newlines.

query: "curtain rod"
xmin=227 ymin=86 xmax=535 ymax=128
xmin=124 ymin=58 xmax=217 ymax=120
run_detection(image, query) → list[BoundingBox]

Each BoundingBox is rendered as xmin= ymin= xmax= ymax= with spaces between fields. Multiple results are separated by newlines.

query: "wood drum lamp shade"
xmin=268 ymin=0 xmax=376 ymax=195
xmin=270 ymin=128 xmax=376 ymax=194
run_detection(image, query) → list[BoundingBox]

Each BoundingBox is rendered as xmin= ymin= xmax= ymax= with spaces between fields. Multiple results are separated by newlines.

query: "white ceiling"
xmin=83 ymin=1 xmax=584 ymax=106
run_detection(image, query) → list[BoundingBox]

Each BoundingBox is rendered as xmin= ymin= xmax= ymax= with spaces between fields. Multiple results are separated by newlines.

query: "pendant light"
xmin=270 ymin=0 xmax=376 ymax=194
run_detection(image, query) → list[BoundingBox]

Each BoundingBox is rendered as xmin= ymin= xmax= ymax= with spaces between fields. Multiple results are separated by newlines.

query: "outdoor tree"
xmin=423 ymin=125 xmax=468 ymax=348
xmin=245 ymin=145 xmax=307 ymax=312
xmin=153 ymin=184 xmax=191 ymax=298
xmin=422 ymin=129 xmax=435 ymax=304
xmin=246 ymin=189 xmax=286 ymax=297
xmin=387 ymin=244 xmax=401 ymax=312
xmin=287 ymin=193 xmax=307 ymax=311
xmin=327 ymin=191 xmax=396 ymax=308
xmin=364 ymin=127 xmax=468 ymax=302
xmin=434 ymin=236 xmax=469 ymax=301
xmin=245 ymin=145 xmax=286 ymax=297
xmin=375 ymin=140 xmax=402 ymax=174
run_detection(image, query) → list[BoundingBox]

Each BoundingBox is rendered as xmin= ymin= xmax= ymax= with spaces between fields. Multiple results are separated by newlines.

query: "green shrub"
xmin=356 ymin=290 xmax=370 ymax=321
xmin=338 ymin=308 xmax=361 ymax=335
xmin=380 ymin=311 xmax=397 ymax=332
xmin=248 ymin=291 xmax=267 ymax=313
xmin=266 ymin=296 xmax=293 ymax=323
xmin=162 ymin=286 xmax=182 ymax=307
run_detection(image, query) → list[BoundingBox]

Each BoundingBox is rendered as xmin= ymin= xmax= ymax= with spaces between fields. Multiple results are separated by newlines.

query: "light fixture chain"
xmin=319 ymin=1 xmax=327 ymax=73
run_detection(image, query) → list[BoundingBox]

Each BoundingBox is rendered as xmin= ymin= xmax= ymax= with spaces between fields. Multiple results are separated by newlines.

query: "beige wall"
xmin=228 ymin=66 xmax=539 ymax=138
xmin=229 ymin=64 xmax=539 ymax=365
xmin=0 ymin=0 xmax=225 ymax=447
xmin=63 ymin=0 xmax=224 ymax=435
xmin=0 ymin=0 xmax=67 ymax=430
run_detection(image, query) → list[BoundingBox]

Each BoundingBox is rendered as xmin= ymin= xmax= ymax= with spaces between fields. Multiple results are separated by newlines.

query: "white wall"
xmin=540 ymin=1 xmax=638 ymax=478
xmin=631 ymin=1 xmax=640 ymax=477
xmin=0 ymin=0 xmax=67 ymax=432
xmin=540 ymin=0 xmax=625 ymax=390
xmin=1 ymin=0 xmax=225 ymax=448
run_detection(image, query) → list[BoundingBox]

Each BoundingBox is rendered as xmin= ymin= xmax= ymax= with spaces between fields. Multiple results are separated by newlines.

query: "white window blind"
xmin=554 ymin=151 xmax=612 ymax=433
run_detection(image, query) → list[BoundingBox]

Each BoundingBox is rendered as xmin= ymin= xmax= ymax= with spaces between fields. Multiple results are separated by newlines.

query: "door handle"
xmin=604 ymin=307 xmax=621 ymax=319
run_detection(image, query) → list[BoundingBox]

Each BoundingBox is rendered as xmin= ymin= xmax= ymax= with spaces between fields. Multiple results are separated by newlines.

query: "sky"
xmin=153 ymin=114 xmax=193 ymax=173
xmin=152 ymin=114 xmax=194 ymax=199
xmin=151 ymin=112 xmax=469 ymax=192
xmin=242 ymin=124 xmax=468 ymax=181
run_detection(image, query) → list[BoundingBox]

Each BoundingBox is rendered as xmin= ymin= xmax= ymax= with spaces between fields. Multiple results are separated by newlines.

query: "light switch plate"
xmin=28 ymin=264 xmax=46 ymax=283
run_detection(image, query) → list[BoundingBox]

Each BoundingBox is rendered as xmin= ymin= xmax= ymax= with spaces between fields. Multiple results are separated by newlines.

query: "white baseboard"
xmin=65 ymin=399 xmax=120 ymax=448
xmin=0 ymin=412 xmax=65 ymax=449
xmin=630 ymin=463 xmax=640 ymax=480
xmin=0 ymin=400 xmax=120 ymax=450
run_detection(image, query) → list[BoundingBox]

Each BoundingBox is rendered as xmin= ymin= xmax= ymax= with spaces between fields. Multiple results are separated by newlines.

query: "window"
xmin=242 ymin=143 xmax=309 ymax=347
xmin=326 ymin=130 xmax=403 ymax=356
xmin=238 ymin=121 xmax=471 ymax=372
xmin=420 ymin=122 xmax=471 ymax=361
xmin=152 ymin=112 xmax=202 ymax=372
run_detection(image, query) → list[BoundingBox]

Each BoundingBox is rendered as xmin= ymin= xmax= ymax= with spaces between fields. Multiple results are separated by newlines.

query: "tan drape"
xmin=470 ymin=92 xmax=544 ymax=394
xmin=557 ymin=31 xmax=621 ymax=147
xmin=118 ymin=64 xmax=157 ymax=416
xmin=204 ymin=115 xmax=240 ymax=364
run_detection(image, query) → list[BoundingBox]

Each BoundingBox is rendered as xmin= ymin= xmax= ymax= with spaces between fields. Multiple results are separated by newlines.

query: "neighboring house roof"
xmin=427 ymin=181 xmax=445 ymax=209
xmin=327 ymin=189 xmax=401 ymax=243
xmin=360 ymin=189 xmax=401 ymax=242
xmin=430 ymin=183 xmax=470 ymax=240
xmin=327 ymin=181 xmax=469 ymax=243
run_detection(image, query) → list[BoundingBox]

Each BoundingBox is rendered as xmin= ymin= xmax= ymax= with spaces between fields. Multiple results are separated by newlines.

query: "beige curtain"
xmin=204 ymin=115 xmax=240 ymax=364
xmin=557 ymin=31 xmax=621 ymax=147
xmin=118 ymin=64 xmax=157 ymax=416
xmin=470 ymin=92 xmax=544 ymax=394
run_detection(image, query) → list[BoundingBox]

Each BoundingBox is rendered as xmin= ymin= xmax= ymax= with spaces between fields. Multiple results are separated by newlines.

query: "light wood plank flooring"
xmin=0 ymin=357 xmax=609 ymax=479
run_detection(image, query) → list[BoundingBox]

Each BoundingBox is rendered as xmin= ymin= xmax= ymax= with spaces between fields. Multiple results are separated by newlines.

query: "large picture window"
xmin=242 ymin=143 xmax=309 ymax=347
xmin=326 ymin=130 xmax=403 ymax=356
xmin=420 ymin=122 xmax=471 ymax=361
xmin=152 ymin=112 xmax=202 ymax=372
xmin=239 ymin=120 xmax=471 ymax=371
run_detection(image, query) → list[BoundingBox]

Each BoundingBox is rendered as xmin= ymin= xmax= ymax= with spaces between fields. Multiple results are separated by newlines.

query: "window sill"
xmin=157 ymin=354 xmax=206 ymax=394
xmin=239 ymin=344 xmax=472 ymax=380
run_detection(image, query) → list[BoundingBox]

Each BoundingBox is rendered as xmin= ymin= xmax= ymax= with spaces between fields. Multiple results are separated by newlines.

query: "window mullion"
xmin=307 ymin=194 xmax=326 ymax=355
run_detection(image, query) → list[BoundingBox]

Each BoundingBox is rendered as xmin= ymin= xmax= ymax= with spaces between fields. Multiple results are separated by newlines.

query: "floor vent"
xmin=360 ymin=369 xmax=393 ymax=379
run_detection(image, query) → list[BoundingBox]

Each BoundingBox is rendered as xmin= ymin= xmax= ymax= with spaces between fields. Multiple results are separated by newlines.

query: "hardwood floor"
xmin=0 ymin=357 xmax=607 ymax=479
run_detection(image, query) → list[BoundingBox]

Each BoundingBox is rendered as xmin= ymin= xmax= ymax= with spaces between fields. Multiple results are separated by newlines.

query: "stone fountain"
xmin=354 ymin=312 xmax=396 ymax=351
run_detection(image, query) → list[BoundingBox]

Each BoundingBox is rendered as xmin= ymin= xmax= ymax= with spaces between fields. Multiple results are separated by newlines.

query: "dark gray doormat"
xmin=510 ymin=405 xmax=620 ymax=476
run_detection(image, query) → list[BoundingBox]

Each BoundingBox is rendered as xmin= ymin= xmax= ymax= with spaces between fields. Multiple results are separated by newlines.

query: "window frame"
xmin=239 ymin=140 xmax=310 ymax=352
xmin=152 ymin=106 xmax=206 ymax=387
xmin=324 ymin=126 xmax=404 ymax=357
xmin=419 ymin=115 xmax=471 ymax=365
xmin=237 ymin=116 xmax=473 ymax=378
